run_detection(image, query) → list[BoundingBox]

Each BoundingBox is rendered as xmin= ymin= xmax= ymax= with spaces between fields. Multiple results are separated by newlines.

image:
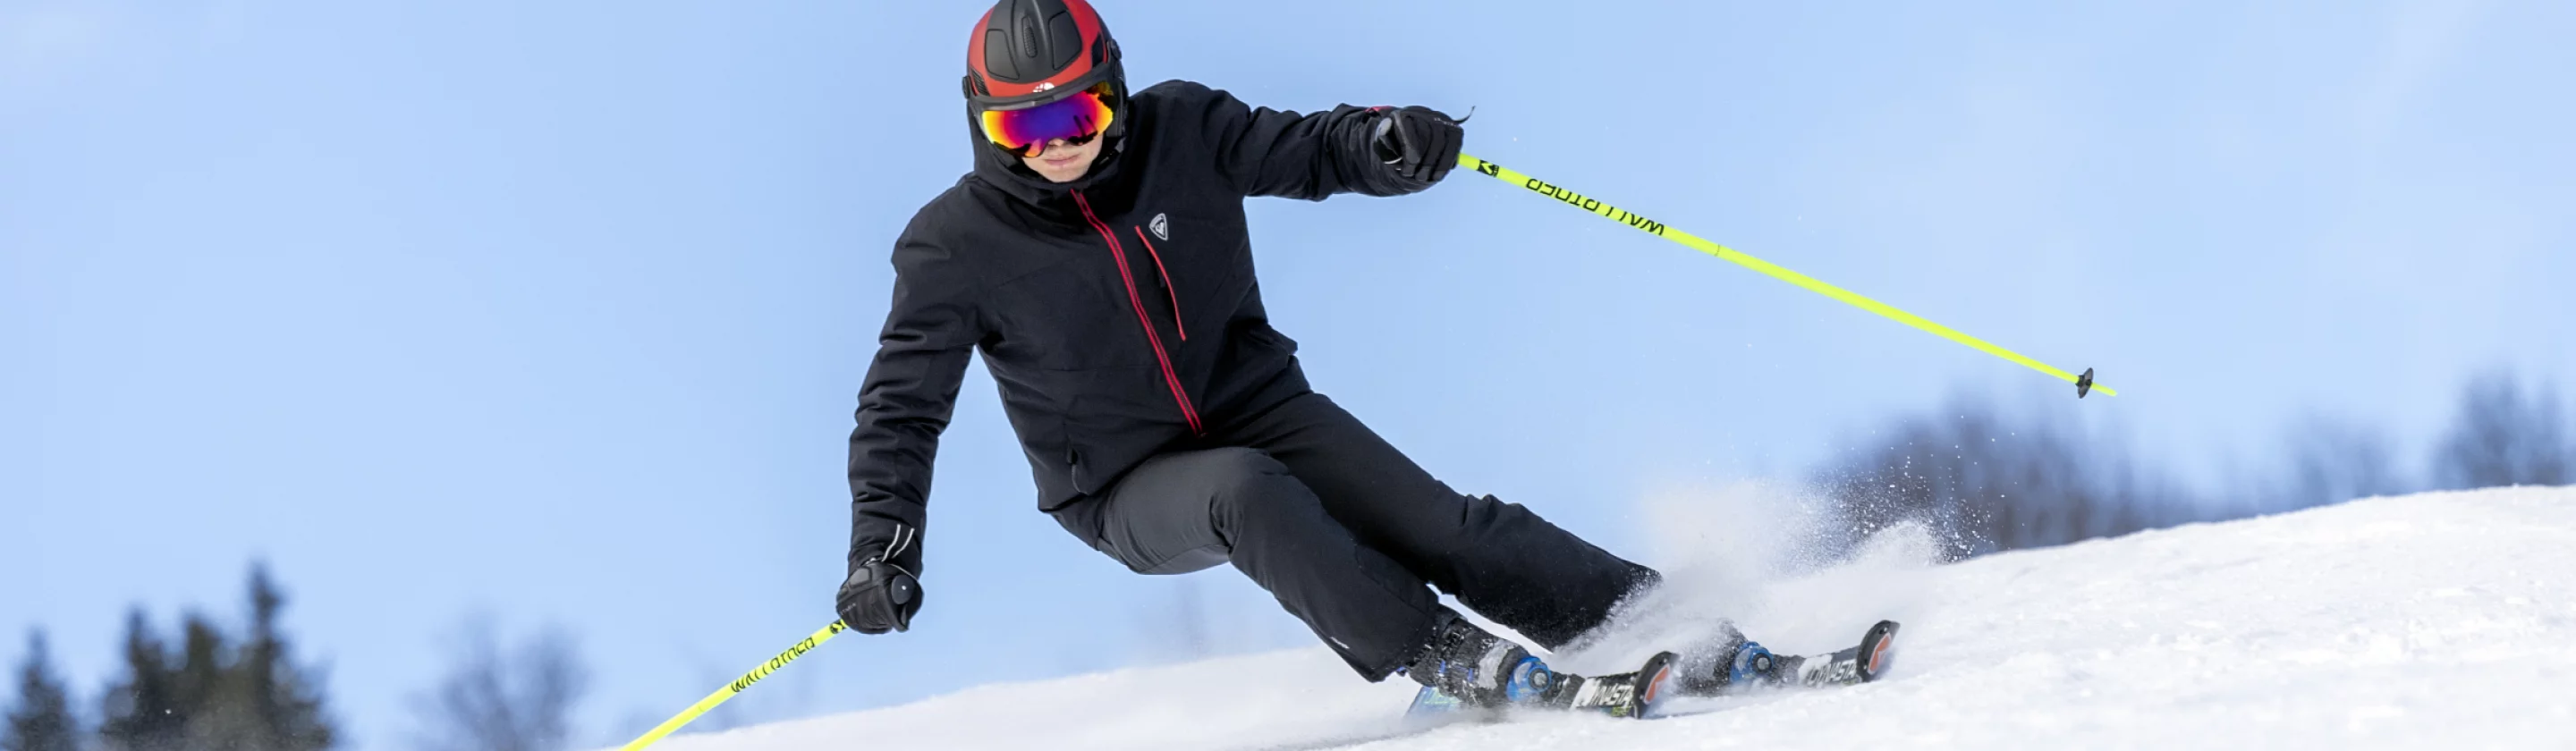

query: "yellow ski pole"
xmin=1455 ymin=153 xmax=2113 ymax=398
xmin=618 ymin=620 xmax=848 ymax=750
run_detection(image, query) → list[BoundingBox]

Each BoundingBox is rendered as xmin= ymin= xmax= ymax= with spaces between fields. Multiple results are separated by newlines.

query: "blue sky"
xmin=5 ymin=0 xmax=2572 ymax=747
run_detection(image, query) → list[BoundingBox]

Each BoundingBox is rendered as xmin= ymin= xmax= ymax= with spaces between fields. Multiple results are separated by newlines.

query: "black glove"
xmin=836 ymin=547 xmax=921 ymax=634
xmin=1368 ymin=105 xmax=1463 ymax=188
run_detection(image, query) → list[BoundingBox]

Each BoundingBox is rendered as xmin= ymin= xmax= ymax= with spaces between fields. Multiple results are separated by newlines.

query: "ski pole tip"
xmin=2076 ymin=368 xmax=2095 ymax=399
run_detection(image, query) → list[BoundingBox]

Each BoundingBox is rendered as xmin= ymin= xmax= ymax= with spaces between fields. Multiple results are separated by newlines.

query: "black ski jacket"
xmin=847 ymin=80 xmax=1434 ymax=573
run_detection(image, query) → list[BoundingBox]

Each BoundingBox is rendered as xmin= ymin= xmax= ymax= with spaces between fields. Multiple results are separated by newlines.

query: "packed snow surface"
xmin=647 ymin=487 xmax=2576 ymax=750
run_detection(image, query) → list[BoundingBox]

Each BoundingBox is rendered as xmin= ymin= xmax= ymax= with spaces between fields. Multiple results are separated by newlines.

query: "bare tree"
xmin=2277 ymin=415 xmax=2409 ymax=509
xmin=2435 ymin=371 xmax=2572 ymax=489
xmin=409 ymin=620 xmax=589 ymax=751
xmin=1125 ymin=578 xmax=1217 ymax=666
xmin=1172 ymin=578 xmax=1211 ymax=660
xmin=683 ymin=663 xmax=746 ymax=735
xmin=1814 ymin=393 xmax=2168 ymax=557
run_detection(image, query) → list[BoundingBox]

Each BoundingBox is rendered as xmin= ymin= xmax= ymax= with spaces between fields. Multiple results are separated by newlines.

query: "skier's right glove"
xmin=836 ymin=548 xmax=921 ymax=634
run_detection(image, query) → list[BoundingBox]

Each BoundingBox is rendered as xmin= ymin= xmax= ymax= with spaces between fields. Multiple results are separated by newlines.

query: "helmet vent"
xmin=1048 ymin=12 xmax=1080 ymax=69
xmin=1015 ymin=12 xmax=1041 ymax=59
xmin=982 ymin=30 xmax=1017 ymax=80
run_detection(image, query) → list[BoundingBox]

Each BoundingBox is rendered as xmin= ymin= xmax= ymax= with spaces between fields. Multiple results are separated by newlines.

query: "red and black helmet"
xmin=965 ymin=0 xmax=1129 ymax=149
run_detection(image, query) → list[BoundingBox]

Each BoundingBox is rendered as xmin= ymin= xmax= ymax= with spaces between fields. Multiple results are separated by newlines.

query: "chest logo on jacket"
xmin=1148 ymin=213 xmax=1170 ymax=241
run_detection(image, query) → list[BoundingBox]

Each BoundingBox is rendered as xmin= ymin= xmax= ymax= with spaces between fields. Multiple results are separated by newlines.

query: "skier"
xmin=835 ymin=0 xmax=1877 ymax=713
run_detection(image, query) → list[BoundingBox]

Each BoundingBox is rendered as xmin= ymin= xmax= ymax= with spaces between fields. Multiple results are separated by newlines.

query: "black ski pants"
xmin=1049 ymin=391 xmax=1661 ymax=679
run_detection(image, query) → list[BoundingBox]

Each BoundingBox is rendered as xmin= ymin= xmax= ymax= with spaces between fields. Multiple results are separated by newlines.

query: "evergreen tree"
xmin=183 ymin=563 xmax=341 ymax=751
xmin=97 ymin=612 xmax=184 ymax=751
xmin=4 ymin=630 xmax=81 ymax=751
xmin=237 ymin=564 xmax=335 ymax=751
xmin=169 ymin=618 xmax=228 ymax=732
xmin=169 ymin=616 xmax=249 ymax=751
xmin=96 ymin=563 xmax=340 ymax=751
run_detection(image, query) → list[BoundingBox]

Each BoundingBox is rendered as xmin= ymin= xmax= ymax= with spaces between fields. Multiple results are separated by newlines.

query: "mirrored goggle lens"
xmin=980 ymin=83 xmax=1115 ymax=157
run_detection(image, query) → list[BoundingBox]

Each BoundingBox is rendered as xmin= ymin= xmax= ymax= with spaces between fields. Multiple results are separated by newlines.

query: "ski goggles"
xmin=979 ymin=81 xmax=1117 ymax=158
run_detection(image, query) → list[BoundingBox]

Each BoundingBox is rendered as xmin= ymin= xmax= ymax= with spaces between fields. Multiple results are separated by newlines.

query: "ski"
xmin=1680 ymin=620 xmax=1901 ymax=697
xmin=1554 ymin=650 xmax=1679 ymax=718
xmin=1397 ymin=620 xmax=1895 ymax=731
xmin=1404 ymin=650 xmax=1679 ymax=721
xmin=1780 ymin=619 xmax=1900 ymax=688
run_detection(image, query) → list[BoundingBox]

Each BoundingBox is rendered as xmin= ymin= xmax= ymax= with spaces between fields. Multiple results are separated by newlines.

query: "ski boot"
xmin=1675 ymin=620 xmax=1902 ymax=696
xmin=1402 ymin=609 xmax=1561 ymax=716
xmin=1402 ymin=609 xmax=1678 ymax=720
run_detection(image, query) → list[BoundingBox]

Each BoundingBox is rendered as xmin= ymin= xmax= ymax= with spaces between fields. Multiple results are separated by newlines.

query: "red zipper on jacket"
xmin=1072 ymin=190 xmax=1204 ymax=435
xmin=1131 ymin=227 xmax=1185 ymax=342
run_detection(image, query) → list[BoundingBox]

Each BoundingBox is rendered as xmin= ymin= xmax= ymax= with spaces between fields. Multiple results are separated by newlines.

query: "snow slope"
xmin=648 ymin=488 xmax=2576 ymax=750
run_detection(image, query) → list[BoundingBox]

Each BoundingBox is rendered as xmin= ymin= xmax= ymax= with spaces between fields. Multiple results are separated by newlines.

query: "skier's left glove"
xmin=1368 ymin=105 xmax=1464 ymax=188
xmin=836 ymin=547 xmax=921 ymax=634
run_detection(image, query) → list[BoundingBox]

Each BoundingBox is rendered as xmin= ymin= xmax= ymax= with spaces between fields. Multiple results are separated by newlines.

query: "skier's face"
xmin=1022 ymin=136 xmax=1101 ymax=183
